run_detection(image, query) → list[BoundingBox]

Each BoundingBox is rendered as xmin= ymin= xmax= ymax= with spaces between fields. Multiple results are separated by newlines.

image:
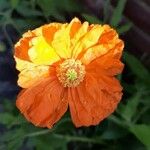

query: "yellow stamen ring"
xmin=57 ymin=59 xmax=85 ymax=87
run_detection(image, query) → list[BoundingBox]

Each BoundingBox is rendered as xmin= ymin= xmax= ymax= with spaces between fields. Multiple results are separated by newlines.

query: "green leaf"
xmin=0 ymin=0 xmax=10 ymax=11
xmin=10 ymin=0 xmax=19 ymax=8
xmin=37 ymin=0 xmax=54 ymax=17
xmin=130 ymin=124 xmax=150 ymax=148
xmin=35 ymin=134 xmax=68 ymax=150
xmin=0 ymin=41 xmax=6 ymax=52
xmin=82 ymin=14 xmax=102 ymax=24
xmin=110 ymin=0 xmax=127 ymax=27
xmin=37 ymin=0 xmax=82 ymax=20
xmin=16 ymin=7 xmax=42 ymax=17
xmin=103 ymin=0 xmax=111 ymax=23
xmin=0 ymin=113 xmax=15 ymax=126
xmin=58 ymin=0 xmax=82 ymax=12
xmin=118 ymin=92 xmax=141 ymax=122
xmin=0 ymin=128 xmax=25 ymax=150
xmin=101 ymin=122 xmax=128 ymax=140
xmin=124 ymin=52 xmax=150 ymax=85
xmin=8 ymin=114 xmax=27 ymax=127
xmin=117 ymin=22 xmax=132 ymax=34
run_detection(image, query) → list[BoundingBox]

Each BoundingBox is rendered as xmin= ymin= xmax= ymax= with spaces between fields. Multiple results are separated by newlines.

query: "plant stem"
xmin=3 ymin=24 xmax=14 ymax=49
xmin=133 ymin=106 xmax=149 ymax=123
xmin=54 ymin=134 xmax=105 ymax=145
xmin=24 ymin=129 xmax=53 ymax=137
xmin=24 ymin=129 xmax=105 ymax=145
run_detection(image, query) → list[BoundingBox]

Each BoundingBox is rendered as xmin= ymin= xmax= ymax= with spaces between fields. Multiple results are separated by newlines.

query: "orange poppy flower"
xmin=14 ymin=18 xmax=124 ymax=128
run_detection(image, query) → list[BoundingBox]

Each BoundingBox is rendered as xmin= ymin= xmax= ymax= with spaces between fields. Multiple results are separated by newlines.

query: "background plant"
xmin=0 ymin=0 xmax=150 ymax=150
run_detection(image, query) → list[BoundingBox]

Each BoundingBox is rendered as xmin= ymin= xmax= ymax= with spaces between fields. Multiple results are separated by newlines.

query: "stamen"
xmin=57 ymin=59 xmax=85 ymax=87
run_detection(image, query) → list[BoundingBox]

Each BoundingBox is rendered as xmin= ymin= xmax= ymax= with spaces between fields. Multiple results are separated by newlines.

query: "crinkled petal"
xmin=68 ymin=73 xmax=122 ymax=127
xmin=72 ymin=25 xmax=104 ymax=59
xmin=14 ymin=31 xmax=35 ymax=61
xmin=51 ymin=18 xmax=80 ymax=59
xmin=81 ymin=25 xmax=123 ymax=64
xmin=14 ymin=26 xmax=43 ymax=61
xmin=15 ymin=57 xmax=49 ymax=88
xmin=70 ymin=21 xmax=88 ymax=49
xmin=42 ymin=23 xmax=62 ymax=44
xmin=86 ymin=40 xmax=124 ymax=76
xmin=16 ymin=77 xmax=68 ymax=128
xmin=28 ymin=36 xmax=60 ymax=65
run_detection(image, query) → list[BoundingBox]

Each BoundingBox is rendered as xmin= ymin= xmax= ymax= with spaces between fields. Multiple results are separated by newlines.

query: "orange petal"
xmin=81 ymin=25 xmax=124 ymax=64
xmin=14 ymin=26 xmax=43 ymax=61
xmin=14 ymin=57 xmax=49 ymax=88
xmin=16 ymin=77 xmax=68 ymax=128
xmin=14 ymin=31 xmax=35 ymax=61
xmin=72 ymin=25 xmax=104 ymax=59
xmin=70 ymin=21 xmax=88 ymax=46
xmin=51 ymin=18 xmax=80 ymax=59
xmin=69 ymin=18 xmax=82 ymax=39
xmin=42 ymin=23 xmax=62 ymax=44
xmin=28 ymin=36 xmax=60 ymax=65
xmin=86 ymin=40 xmax=124 ymax=76
xmin=68 ymin=73 xmax=122 ymax=127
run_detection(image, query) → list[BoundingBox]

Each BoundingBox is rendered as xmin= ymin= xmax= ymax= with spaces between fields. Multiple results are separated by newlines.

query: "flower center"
xmin=57 ymin=59 xmax=85 ymax=87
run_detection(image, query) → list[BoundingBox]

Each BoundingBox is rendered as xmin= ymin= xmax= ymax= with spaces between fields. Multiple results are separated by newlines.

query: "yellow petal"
xmin=81 ymin=45 xmax=109 ymax=64
xmin=51 ymin=24 xmax=70 ymax=58
xmin=15 ymin=57 xmax=49 ymax=88
xmin=51 ymin=18 xmax=81 ymax=59
xmin=72 ymin=25 xmax=105 ymax=59
xmin=71 ymin=21 xmax=89 ymax=46
xmin=81 ymin=26 xmax=121 ymax=64
xmin=28 ymin=36 xmax=60 ymax=65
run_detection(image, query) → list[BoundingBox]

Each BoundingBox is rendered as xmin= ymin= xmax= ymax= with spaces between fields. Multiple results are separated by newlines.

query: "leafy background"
xmin=0 ymin=0 xmax=150 ymax=150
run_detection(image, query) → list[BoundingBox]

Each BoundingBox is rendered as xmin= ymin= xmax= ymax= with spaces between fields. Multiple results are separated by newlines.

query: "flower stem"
xmin=24 ymin=129 xmax=105 ymax=145
xmin=53 ymin=134 xmax=105 ymax=144
xmin=24 ymin=129 xmax=53 ymax=137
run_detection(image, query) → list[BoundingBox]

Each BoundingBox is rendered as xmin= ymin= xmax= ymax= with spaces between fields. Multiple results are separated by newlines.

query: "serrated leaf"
xmin=110 ymin=0 xmax=127 ymax=27
xmin=35 ymin=134 xmax=68 ymax=150
xmin=1 ymin=128 xmax=25 ymax=150
xmin=130 ymin=124 xmax=150 ymax=148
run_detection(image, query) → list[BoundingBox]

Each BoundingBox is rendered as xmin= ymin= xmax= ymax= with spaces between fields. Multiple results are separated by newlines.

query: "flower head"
xmin=14 ymin=18 xmax=124 ymax=128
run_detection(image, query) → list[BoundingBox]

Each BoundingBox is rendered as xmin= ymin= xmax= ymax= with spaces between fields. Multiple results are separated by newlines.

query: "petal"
xmin=16 ymin=77 xmax=68 ymax=128
xmin=69 ymin=18 xmax=82 ymax=39
xmin=14 ymin=26 xmax=43 ymax=61
xmin=42 ymin=23 xmax=62 ymax=44
xmin=71 ymin=21 xmax=88 ymax=47
xmin=51 ymin=18 xmax=80 ymax=59
xmin=28 ymin=36 xmax=60 ymax=65
xmin=14 ymin=31 xmax=35 ymax=61
xmin=81 ymin=25 xmax=124 ymax=64
xmin=86 ymin=40 xmax=124 ymax=76
xmin=72 ymin=25 xmax=105 ymax=59
xmin=15 ymin=57 xmax=49 ymax=88
xmin=68 ymin=87 xmax=93 ymax=127
xmin=68 ymin=73 xmax=122 ymax=127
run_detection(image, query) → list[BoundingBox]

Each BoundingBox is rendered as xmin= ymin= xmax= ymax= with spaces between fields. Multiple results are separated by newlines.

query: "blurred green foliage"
xmin=0 ymin=0 xmax=150 ymax=150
